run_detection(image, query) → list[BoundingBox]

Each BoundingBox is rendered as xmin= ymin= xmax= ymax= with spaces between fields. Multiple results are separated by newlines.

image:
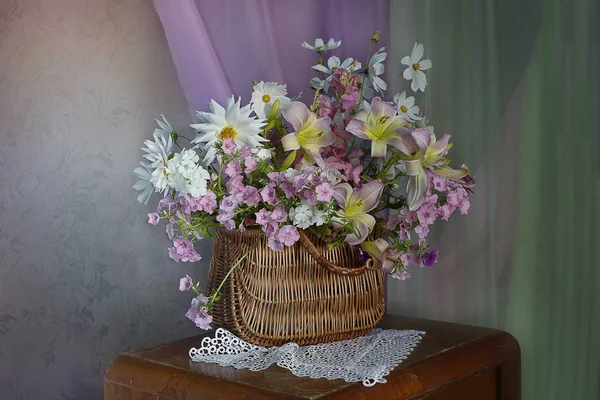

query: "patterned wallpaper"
xmin=0 ymin=1 xmax=212 ymax=398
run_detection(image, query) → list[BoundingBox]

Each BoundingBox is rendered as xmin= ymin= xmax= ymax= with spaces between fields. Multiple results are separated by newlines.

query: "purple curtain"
xmin=153 ymin=0 xmax=390 ymax=116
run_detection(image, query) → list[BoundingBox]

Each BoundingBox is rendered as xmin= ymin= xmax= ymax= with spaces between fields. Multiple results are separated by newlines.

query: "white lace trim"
xmin=189 ymin=328 xmax=425 ymax=387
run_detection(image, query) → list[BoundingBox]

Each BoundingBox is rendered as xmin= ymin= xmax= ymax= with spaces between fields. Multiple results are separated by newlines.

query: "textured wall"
xmin=0 ymin=1 xmax=211 ymax=398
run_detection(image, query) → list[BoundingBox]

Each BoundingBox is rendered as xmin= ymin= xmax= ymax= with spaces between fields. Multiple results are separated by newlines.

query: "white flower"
xmin=393 ymin=91 xmax=422 ymax=121
xmin=284 ymin=168 xmax=300 ymax=181
xmin=253 ymin=147 xmax=273 ymax=161
xmin=289 ymin=202 xmax=314 ymax=229
xmin=191 ymin=96 xmax=267 ymax=165
xmin=360 ymin=47 xmax=387 ymax=99
xmin=311 ymin=56 xmax=361 ymax=91
xmin=168 ymin=149 xmax=210 ymax=198
xmin=250 ymin=82 xmax=291 ymax=119
xmin=154 ymin=114 xmax=174 ymax=140
xmin=311 ymin=208 xmax=327 ymax=226
xmin=301 ymin=38 xmax=341 ymax=53
xmin=133 ymin=162 xmax=154 ymax=204
xmin=401 ymin=43 xmax=432 ymax=92
xmin=143 ymin=132 xmax=173 ymax=194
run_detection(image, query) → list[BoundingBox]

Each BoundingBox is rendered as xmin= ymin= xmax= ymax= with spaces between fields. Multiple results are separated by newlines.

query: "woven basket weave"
xmin=206 ymin=227 xmax=385 ymax=347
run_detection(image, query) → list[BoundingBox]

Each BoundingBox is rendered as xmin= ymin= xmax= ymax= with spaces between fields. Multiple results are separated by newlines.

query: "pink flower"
xmin=224 ymin=161 xmax=242 ymax=178
xmin=279 ymin=181 xmax=295 ymax=198
xmin=198 ymin=190 xmax=217 ymax=213
xmin=244 ymin=157 xmax=258 ymax=174
xmin=344 ymin=164 xmax=363 ymax=185
xmin=222 ymin=138 xmax=237 ymax=155
xmin=220 ymin=195 xmax=239 ymax=213
xmin=241 ymin=186 xmax=260 ymax=206
xmin=169 ymin=237 xmax=201 ymax=263
xmin=400 ymin=252 xmax=420 ymax=267
xmin=459 ymin=198 xmax=471 ymax=214
xmin=179 ymin=275 xmax=193 ymax=291
xmin=414 ymin=224 xmax=430 ymax=240
xmin=278 ymin=225 xmax=300 ymax=247
xmin=317 ymin=95 xmax=337 ymax=119
xmin=260 ymin=183 xmax=278 ymax=205
xmin=315 ymin=182 xmax=334 ymax=202
xmin=417 ymin=204 xmax=437 ymax=225
xmin=391 ymin=270 xmax=411 ymax=280
xmin=194 ymin=307 xmax=213 ymax=330
xmin=148 ymin=212 xmax=159 ymax=225
xmin=226 ymin=175 xmax=245 ymax=195
xmin=255 ymin=209 xmax=272 ymax=225
xmin=271 ymin=206 xmax=288 ymax=223
xmin=267 ymin=236 xmax=284 ymax=252
xmin=438 ymin=203 xmax=455 ymax=221
xmin=303 ymin=189 xmax=317 ymax=205
xmin=340 ymin=91 xmax=359 ymax=110
xmin=432 ymin=175 xmax=447 ymax=192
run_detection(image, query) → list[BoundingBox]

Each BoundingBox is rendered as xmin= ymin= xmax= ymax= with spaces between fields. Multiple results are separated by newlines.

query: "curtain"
xmin=153 ymin=0 xmax=390 ymax=114
xmin=388 ymin=0 xmax=600 ymax=398
xmin=154 ymin=1 xmax=600 ymax=398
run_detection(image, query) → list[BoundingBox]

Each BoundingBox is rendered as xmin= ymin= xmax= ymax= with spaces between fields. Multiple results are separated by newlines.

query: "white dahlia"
xmin=191 ymin=96 xmax=267 ymax=165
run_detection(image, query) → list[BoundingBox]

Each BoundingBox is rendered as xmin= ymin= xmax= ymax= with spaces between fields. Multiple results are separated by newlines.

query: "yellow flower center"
xmin=219 ymin=126 xmax=237 ymax=139
xmin=412 ymin=63 xmax=420 ymax=71
xmin=400 ymin=105 xmax=408 ymax=113
xmin=262 ymin=94 xmax=271 ymax=103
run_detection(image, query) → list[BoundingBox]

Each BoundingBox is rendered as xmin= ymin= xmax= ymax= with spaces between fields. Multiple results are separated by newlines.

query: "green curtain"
xmin=388 ymin=1 xmax=600 ymax=398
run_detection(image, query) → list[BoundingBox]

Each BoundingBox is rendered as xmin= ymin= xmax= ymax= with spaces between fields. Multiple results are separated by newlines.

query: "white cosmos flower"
xmin=360 ymin=47 xmax=387 ymax=98
xmin=401 ymin=43 xmax=432 ymax=92
xmin=154 ymin=114 xmax=174 ymax=140
xmin=133 ymin=162 xmax=154 ymax=204
xmin=311 ymin=56 xmax=361 ymax=91
xmin=250 ymin=82 xmax=290 ymax=119
xmin=191 ymin=96 xmax=267 ymax=165
xmin=253 ymin=147 xmax=274 ymax=161
xmin=393 ymin=91 xmax=422 ymax=121
xmin=301 ymin=38 xmax=341 ymax=53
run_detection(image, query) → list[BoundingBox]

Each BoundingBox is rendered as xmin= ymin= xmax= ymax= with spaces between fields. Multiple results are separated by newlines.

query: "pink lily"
xmin=346 ymin=97 xmax=415 ymax=158
xmin=404 ymin=128 xmax=469 ymax=210
xmin=360 ymin=239 xmax=402 ymax=274
xmin=332 ymin=180 xmax=384 ymax=245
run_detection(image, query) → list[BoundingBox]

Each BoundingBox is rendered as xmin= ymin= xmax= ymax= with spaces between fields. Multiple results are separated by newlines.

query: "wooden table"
xmin=104 ymin=315 xmax=520 ymax=399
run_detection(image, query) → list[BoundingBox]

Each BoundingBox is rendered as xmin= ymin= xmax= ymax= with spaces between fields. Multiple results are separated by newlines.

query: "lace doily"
xmin=189 ymin=328 xmax=425 ymax=387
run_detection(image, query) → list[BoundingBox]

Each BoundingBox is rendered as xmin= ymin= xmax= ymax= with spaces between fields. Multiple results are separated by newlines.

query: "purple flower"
xmin=267 ymin=171 xmax=284 ymax=182
xmin=303 ymin=189 xmax=317 ymax=206
xmin=222 ymin=138 xmax=237 ymax=155
xmin=260 ymin=183 xmax=278 ymax=205
xmin=391 ymin=270 xmax=411 ymax=280
xmin=198 ymin=190 xmax=217 ymax=213
xmin=437 ymin=203 xmax=455 ymax=221
xmin=185 ymin=297 xmax=212 ymax=330
xmin=432 ymin=175 xmax=447 ymax=192
xmin=271 ymin=206 xmax=288 ymax=223
xmin=220 ymin=195 xmax=239 ymax=213
xmin=400 ymin=252 xmax=420 ymax=267
xmin=267 ymin=236 xmax=284 ymax=252
xmin=422 ymin=250 xmax=439 ymax=267
xmin=414 ymin=224 xmax=430 ymax=240
xmin=315 ymin=182 xmax=334 ymax=202
xmin=277 ymin=225 xmax=300 ymax=247
xmin=169 ymin=237 xmax=202 ymax=263
xmin=244 ymin=157 xmax=258 ymax=174
xmin=241 ymin=186 xmax=260 ymax=206
xmin=280 ymin=181 xmax=295 ymax=198
xmin=224 ymin=161 xmax=242 ymax=178
xmin=179 ymin=275 xmax=193 ymax=291
xmin=226 ymin=175 xmax=245 ymax=195
xmin=147 ymin=212 xmax=160 ymax=225
xmin=417 ymin=204 xmax=437 ymax=226
xmin=255 ymin=209 xmax=272 ymax=225
xmin=157 ymin=198 xmax=179 ymax=213
xmin=459 ymin=198 xmax=471 ymax=214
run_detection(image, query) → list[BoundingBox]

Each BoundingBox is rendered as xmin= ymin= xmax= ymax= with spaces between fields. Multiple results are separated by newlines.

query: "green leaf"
xmin=280 ymin=150 xmax=297 ymax=171
xmin=267 ymin=99 xmax=280 ymax=121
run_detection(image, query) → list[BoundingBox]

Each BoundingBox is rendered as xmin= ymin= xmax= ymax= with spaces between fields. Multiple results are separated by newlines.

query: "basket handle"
xmin=298 ymin=231 xmax=372 ymax=276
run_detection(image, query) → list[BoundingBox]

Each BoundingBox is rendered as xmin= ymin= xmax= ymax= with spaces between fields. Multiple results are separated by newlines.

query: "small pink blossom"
xmin=315 ymin=182 xmax=334 ymax=202
xmin=255 ymin=209 xmax=272 ymax=225
xmin=391 ymin=270 xmax=411 ymax=280
xmin=271 ymin=206 xmax=288 ymax=223
xmin=260 ymin=183 xmax=279 ymax=205
xmin=220 ymin=195 xmax=239 ymax=213
xmin=303 ymin=189 xmax=317 ymax=205
xmin=340 ymin=91 xmax=359 ymax=110
xmin=400 ymin=252 xmax=420 ymax=267
xmin=244 ymin=157 xmax=258 ymax=174
xmin=280 ymin=181 xmax=295 ymax=198
xmin=459 ymin=197 xmax=471 ymax=214
xmin=414 ymin=224 xmax=430 ymax=240
xmin=148 ymin=212 xmax=160 ymax=225
xmin=277 ymin=225 xmax=300 ymax=247
xmin=438 ymin=203 xmax=455 ymax=221
xmin=224 ymin=161 xmax=242 ymax=178
xmin=179 ymin=275 xmax=193 ymax=291
xmin=432 ymin=175 xmax=447 ymax=192
xmin=317 ymin=95 xmax=337 ymax=119
xmin=241 ymin=186 xmax=260 ymax=206
xmin=417 ymin=204 xmax=437 ymax=226
xmin=198 ymin=190 xmax=217 ymax=213
xmin=267 ymin=236 xmax=284 ymax=252
xmin=169 ymin=237 xmax=201 ymax=263
xmin=222 ymin=138 xmax=237 ymax=155
xmin=226 ymin=175 xmax=245 ymax=195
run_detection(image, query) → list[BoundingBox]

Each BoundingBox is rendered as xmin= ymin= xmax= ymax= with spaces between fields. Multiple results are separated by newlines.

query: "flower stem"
xmin=206 ymin=238 xmax=260 ymax=310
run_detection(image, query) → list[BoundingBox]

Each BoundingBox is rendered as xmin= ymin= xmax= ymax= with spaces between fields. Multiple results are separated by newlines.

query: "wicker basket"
xmin=206 ymin=227 xmax=385 ymax=347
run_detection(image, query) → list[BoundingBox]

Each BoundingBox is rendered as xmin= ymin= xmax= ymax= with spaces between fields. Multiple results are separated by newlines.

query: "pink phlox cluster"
xmin=168 ymin=237 xmax=202 ymax=262
xmin=185 ymin=296 xmax=212 ymax=330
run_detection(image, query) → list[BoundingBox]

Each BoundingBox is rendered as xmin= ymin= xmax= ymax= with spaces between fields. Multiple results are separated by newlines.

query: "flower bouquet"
xmin=134 ymin=32 xmax=474 ymax=345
